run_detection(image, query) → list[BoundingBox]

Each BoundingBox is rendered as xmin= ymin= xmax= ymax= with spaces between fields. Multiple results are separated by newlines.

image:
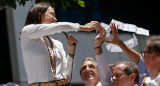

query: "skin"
xmin=143 ymin=48 xmax=160 ymax=77
xmin=143 ymin=49 xmax=153 ymax=74
xmin=40 ymin=6 xmax=57 ymax=24
xmin=80 ymin=61 xmax=100 ymax=86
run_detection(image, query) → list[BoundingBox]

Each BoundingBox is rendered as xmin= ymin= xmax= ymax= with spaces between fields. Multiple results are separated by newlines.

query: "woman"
xmin=20 ymin=2 xmax=100 ymax=86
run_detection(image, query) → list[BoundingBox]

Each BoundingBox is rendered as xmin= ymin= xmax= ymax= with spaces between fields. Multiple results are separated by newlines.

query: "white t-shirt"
xmin=145 ymin=72 xmax=160 ymax=86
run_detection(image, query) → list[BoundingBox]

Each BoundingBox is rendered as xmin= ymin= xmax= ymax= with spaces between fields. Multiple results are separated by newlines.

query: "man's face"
xmin=41 ymin=6 xmax=57 ymax=24
xmin=112 ymin=64 xmax=131 ymax=86
xmin=80 ymin=60 xmax=99 ymax=85
xmin=143 ymin=48 xmax=153 ymax=73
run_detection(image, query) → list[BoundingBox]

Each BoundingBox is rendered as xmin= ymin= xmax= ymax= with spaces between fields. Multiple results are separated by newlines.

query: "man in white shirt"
xmin=80 ymin=57 xmax=101 ymax=86
xmin=106 ymin=23 xmax=160 ymax=86
xmin=20 ymin=2 xmax=100 ymax=86
xmin=79 ymin=25 xmax=113 ymax=86
xmin=141 ymin=36 xmax=160 ymax=86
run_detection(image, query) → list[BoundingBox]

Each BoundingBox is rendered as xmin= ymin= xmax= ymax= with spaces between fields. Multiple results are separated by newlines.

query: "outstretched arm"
xmin=105 ymin=23 xmax=140 ymax=64
xmin=80 ymin=21 xmax=100 ymax=32
xmin=22 ymin=21 xmax=100 ymax=39
xmin=95 ymin=26 xmax=112 ymax=86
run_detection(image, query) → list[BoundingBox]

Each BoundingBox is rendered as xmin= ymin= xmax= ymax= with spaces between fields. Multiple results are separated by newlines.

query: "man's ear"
xmin=152 ymin=52 xmax=157 ymax=61
xmin=38 ymin=12 xmax=41 ymax=21
xmin=130 ymin=73 xmax=136 ymax=82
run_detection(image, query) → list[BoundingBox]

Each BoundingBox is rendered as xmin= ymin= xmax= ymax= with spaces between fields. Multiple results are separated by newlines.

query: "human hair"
xmin=146 ymin=36 xmax=160 ymax=56
xmin=115 ymin=61 xmax=139 ymax=84
xmin=25 ymin=2 xmax=52 ymax=26
xmin=80 ymin=57 xmax=97 ymax=75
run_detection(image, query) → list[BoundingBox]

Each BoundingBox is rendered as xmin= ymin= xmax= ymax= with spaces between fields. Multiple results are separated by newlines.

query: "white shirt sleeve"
xmin=63 ymin=55 xmax=76 ymax=80
xmin=54 ymin=39 xmax=76 ymax=80
xmin=95 ymin=53 xmax=113 ymax=86
xmin=145 ymin=73 xmax=160 ymax=86
xmin=21 ymin=22 xmax=80 ymax=39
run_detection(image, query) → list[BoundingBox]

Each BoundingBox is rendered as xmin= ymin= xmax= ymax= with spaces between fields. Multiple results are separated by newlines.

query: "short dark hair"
xmin=80 ymin=57 xmax=97 ymax=75
xmin=146 ymin=36 xmax=160 ymax=56
xmin=25 ymin=2 xmax=52 ymax=26
xmin=115 ymin=62 xmax=139 ymax=84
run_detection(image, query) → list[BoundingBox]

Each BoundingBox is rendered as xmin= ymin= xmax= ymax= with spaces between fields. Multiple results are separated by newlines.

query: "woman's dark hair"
xmin=25 ymin=2 xmax=52 ymax=26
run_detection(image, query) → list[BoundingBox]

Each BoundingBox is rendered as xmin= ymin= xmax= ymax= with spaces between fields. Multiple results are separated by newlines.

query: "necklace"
xmin=43 ymin=36 xmax=56 ymax=75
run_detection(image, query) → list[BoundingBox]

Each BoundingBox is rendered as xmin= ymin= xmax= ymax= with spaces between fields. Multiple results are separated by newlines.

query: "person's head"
xmin=80 ymin=57 xmax=100 ymax=85
xmin=25 ymin=2 xmax=57 ymax=26
xmin=112 ymin=62 xmax=139 ymax=86
xmin=143 ymin=36 xmax=160 ymax=76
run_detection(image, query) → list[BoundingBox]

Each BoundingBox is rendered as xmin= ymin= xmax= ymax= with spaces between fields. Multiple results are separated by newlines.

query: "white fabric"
xmin=105 ymin=33 xmax=138 ymax=52
xmin=85 ymin=82 xmax=101 ymax=86
xmin=20 ymin=22 xmax=80 ymax=84
xmin=111 ymin=19 xmax=149 ymax=36
xmin=95 ymin=53 xmax=113 ymax=86
xmin=96 ymin=82 xmax=102 ymax=86
xmin=145 ymin=72 xmax=160 ymax=86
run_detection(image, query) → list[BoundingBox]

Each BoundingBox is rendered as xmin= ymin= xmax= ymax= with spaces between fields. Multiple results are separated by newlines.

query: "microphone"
xmin=63 ymin=32 xmax=69 ymax=37
xmin=63 ymin=32 xmax=76 ymax=47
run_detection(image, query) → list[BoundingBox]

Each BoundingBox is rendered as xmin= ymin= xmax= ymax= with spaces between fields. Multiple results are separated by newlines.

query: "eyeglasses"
xmin=141 ymin=51 xmax=153 ymax=58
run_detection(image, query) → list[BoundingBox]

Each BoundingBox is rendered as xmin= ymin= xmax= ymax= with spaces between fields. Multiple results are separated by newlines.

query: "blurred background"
xmin=0 ymin=0 xmax=160 ymax=85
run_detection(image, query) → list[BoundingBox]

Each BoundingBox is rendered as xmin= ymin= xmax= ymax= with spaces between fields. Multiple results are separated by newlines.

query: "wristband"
xmin=69 ymin=54 xmax=74 ymax=58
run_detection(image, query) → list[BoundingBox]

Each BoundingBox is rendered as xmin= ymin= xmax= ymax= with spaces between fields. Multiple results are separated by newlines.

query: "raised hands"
xmin=105 ymin=23 xmax=121 ymax=45
xmin=95 ymin=25 xmax=107 ymax=55
xmin=95 ymin=25 xmax=107 ymax=48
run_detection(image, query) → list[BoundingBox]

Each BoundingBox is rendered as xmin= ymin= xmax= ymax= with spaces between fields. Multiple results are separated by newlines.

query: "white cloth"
xmin=20 ymin=22 xmax=80 ymax=84
xmin=95 ymin=53 xmax=113 ymax=86
xmin=96 ymin=82 xmax=102 ymax=86
xmin=85 ymin=82 xmax=101 ymax=86
xmin=145 ymin=72 xmax=160 ymax=86
xmin=110 ymin=19 xmax=149 ymax=36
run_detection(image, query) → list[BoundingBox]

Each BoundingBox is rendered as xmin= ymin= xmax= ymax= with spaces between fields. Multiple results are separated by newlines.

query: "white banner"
xmin=100 ymin=21 xmax=144 ymax=52
xmin=111 ymin=19 xmax=149 ymax=36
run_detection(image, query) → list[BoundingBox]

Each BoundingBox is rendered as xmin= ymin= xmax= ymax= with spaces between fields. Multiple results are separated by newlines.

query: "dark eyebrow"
xmin=81 ymin=65 xmax=87 ymax=70
xmin=89 ymin=64 xmax=96 ymax=67
xmin=50 ymin=12 xmax=55 ymax=15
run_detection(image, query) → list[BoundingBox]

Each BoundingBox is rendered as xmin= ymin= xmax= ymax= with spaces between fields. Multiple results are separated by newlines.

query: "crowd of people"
xmin=20 ymin=2 xmax=160 ymax=86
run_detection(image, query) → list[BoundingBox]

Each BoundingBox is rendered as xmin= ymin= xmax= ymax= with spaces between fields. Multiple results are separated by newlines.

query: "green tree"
xmin=0 ymin=0 xmax=86 ymax=9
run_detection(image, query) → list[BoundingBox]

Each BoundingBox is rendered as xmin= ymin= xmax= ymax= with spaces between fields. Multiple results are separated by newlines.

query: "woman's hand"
xmin=66 ymin=34 xmax=78 ymax=56
xmin=80 ymin=21 xmax=100 ymax=32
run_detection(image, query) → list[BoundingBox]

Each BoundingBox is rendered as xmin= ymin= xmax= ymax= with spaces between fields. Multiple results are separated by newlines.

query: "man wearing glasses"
xmin=106 ymin=23 xmax=160 ymax=86
xmin=140 ymin=37 xmax=160 ymax=86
